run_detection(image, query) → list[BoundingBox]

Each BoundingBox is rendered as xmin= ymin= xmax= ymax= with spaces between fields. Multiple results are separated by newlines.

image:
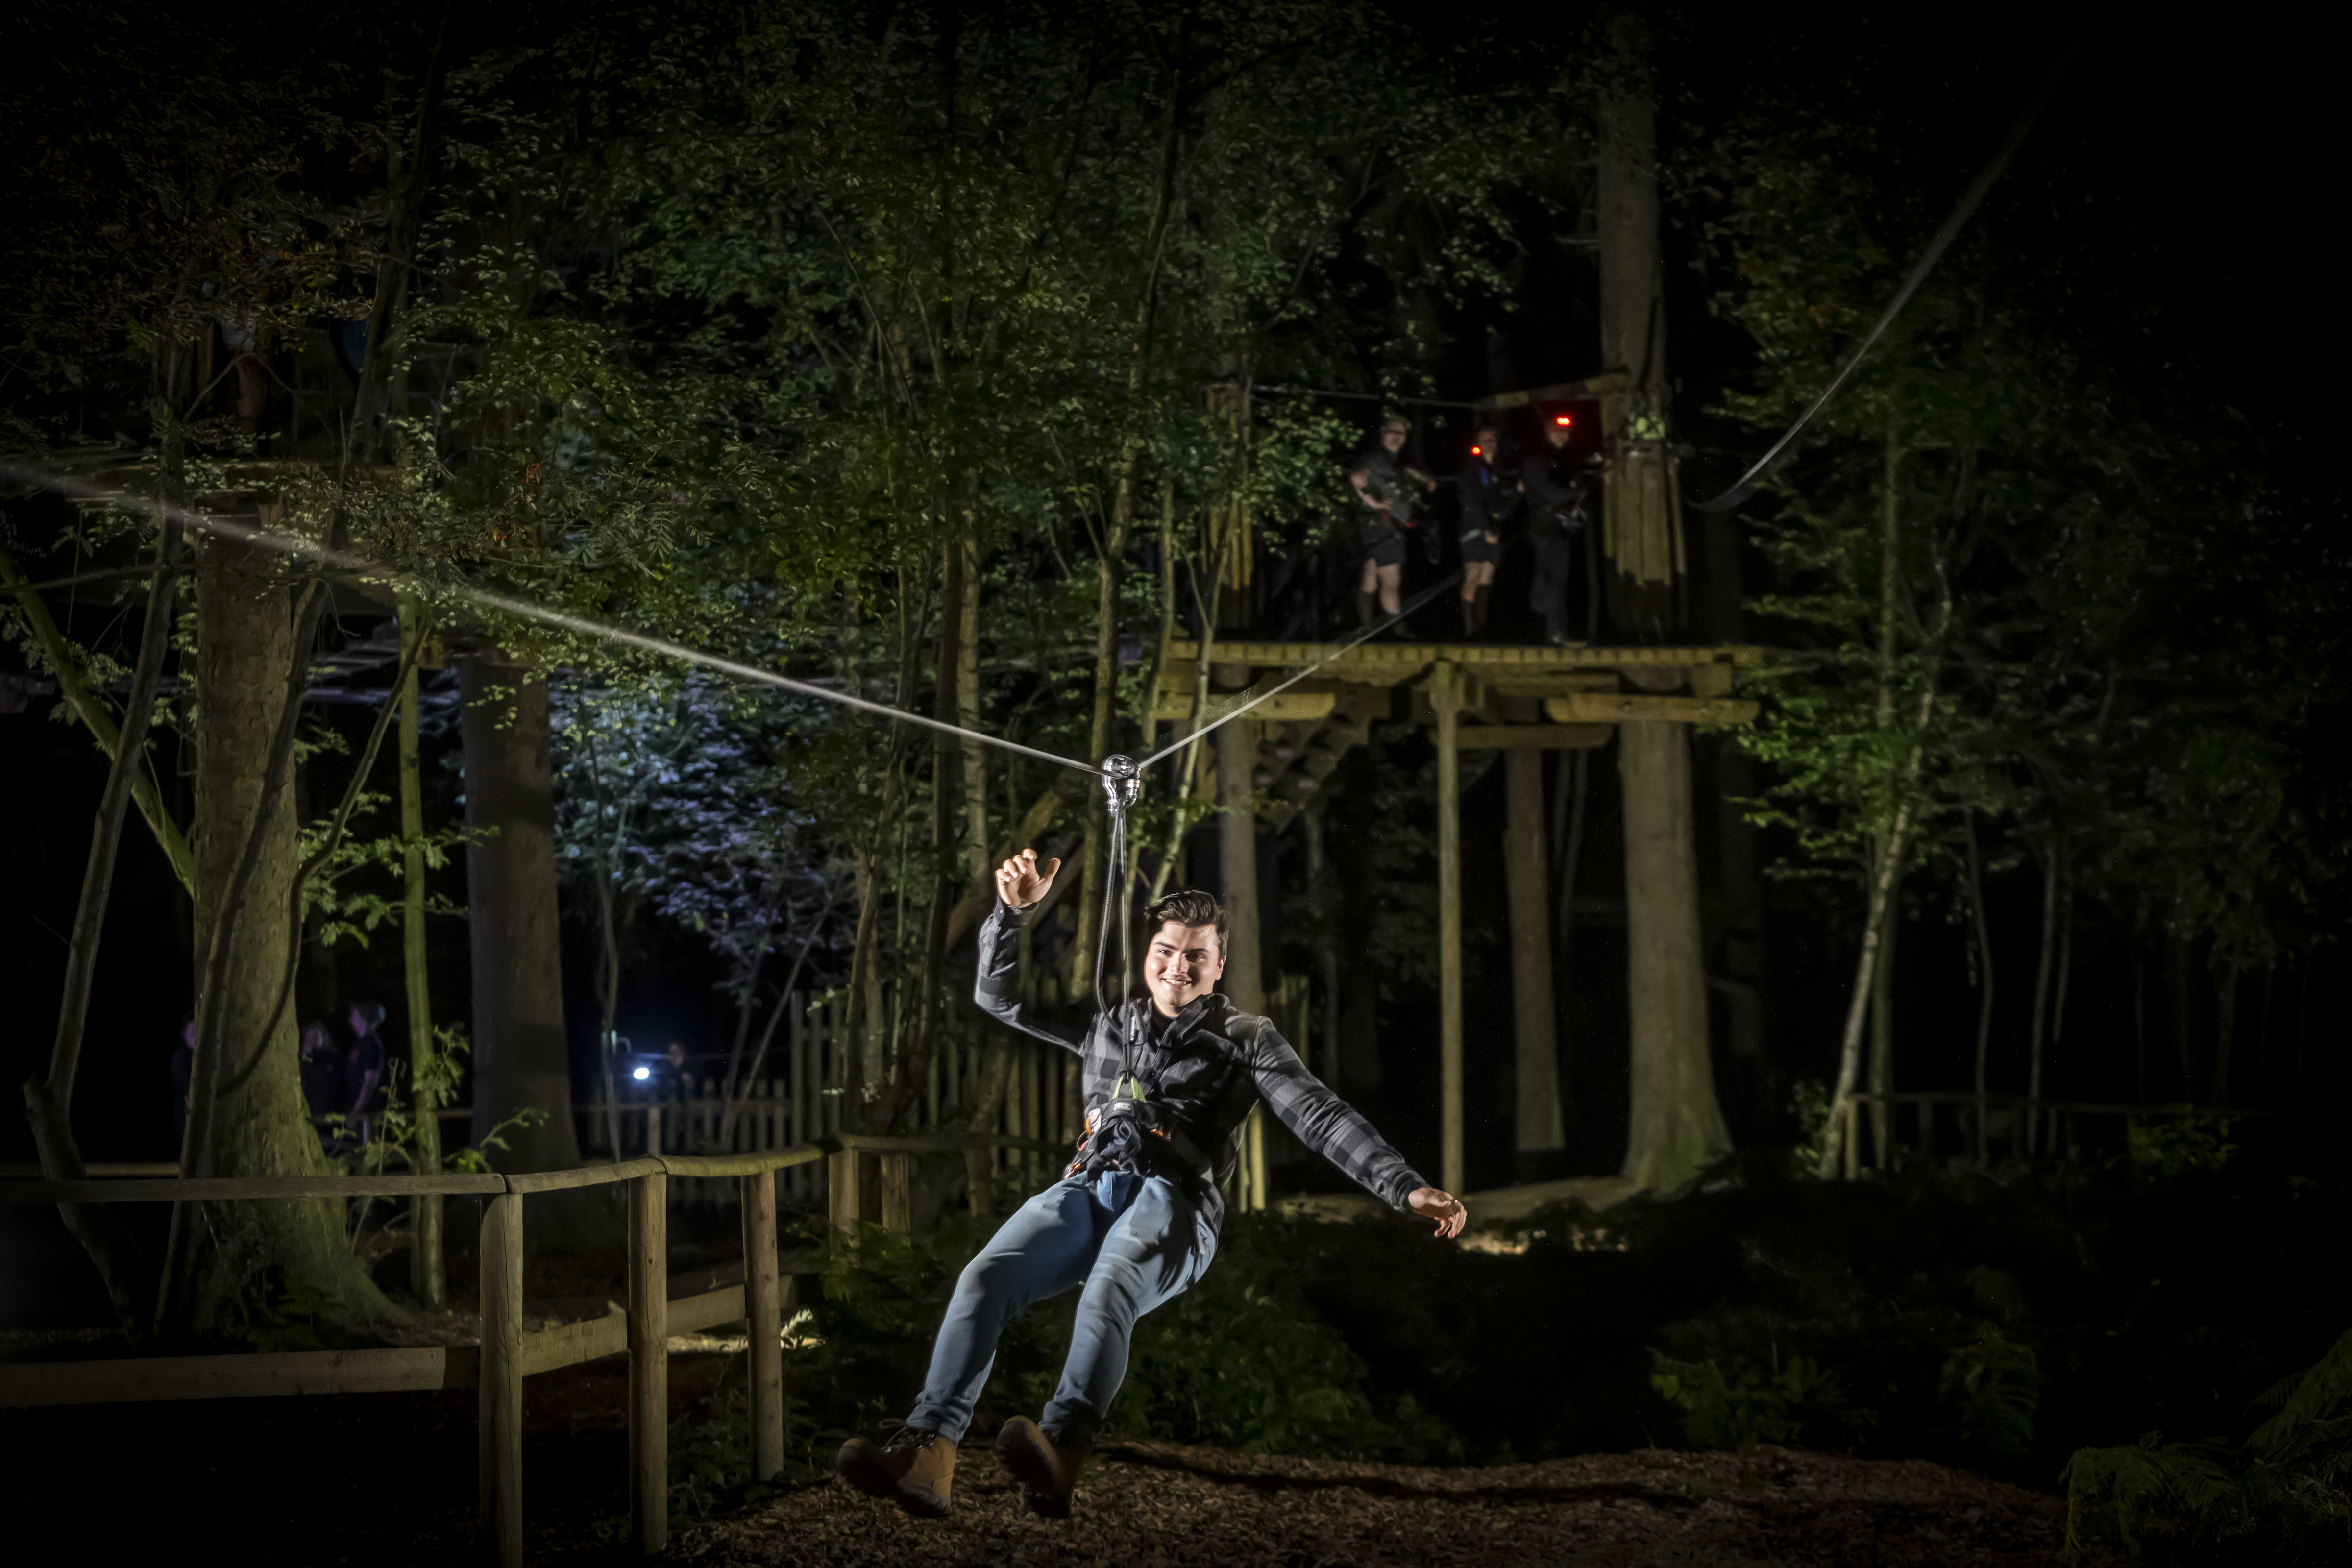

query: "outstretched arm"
xmin=974 ymin=850 xmax=1088 ymax=1054
xmin=1245 ymin=1018 xmax=1469 ymax=1237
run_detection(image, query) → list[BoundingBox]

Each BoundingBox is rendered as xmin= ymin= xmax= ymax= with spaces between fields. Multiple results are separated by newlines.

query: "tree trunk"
xmin=1505 ymin=749 xmax=1562 ymax=1173
xmin=1068 ymin=52 xmax=1185 ymax=992
xmin=2167 ymin=936 xmax=2196 ymax=1102
xmin=1817 ymin=792 xmax=1917 ymax=1180
xmin=1965 ymin=809 xmax=1996 ymax=1164
xmin=461 ymin=653 xmax=590 ymax=1229
xmin=179 ymin=539 xmax=390 ymax=1321
xmin=22 ymin=522 xmax=179 ymax=1342
xmin=1619 ymin=723 xmax=1731 ymax=1189
xmin=1595 ymin=12 xmax=1680 ymax=629
xmin=1867 ymin=879 xmax=1899 ymax=1168
xmin=1865 ymin=422 xmax=1903 ymax=1167
xmin=2026 ymin=851 xmax=2057 ymax=1152
xmin=2210 ymin=967 xmax=2237 ymax=1107
xmin=397 ymin=601 xmax=444 ymax=1306
xmin=959 ymin=535 xmax=987 ymax=893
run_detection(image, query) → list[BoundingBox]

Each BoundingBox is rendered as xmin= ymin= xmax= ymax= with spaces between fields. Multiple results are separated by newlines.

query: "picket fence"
xmin=570 ymin=974 xmax=1315 ymax=1211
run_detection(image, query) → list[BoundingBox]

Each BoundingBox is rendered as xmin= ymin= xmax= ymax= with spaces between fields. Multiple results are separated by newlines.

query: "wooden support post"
xmin=1217 ymin=716 xmax=1265 ymax=1015
xmin=1246 ymin=1103 xmax=1268 ymax=1211
xmin=827 ymin=1149 xmax=861 ymax=1244
xmin=738 ymin=1171 xmax=784 ymax=1485
xmin=477 ymin=1191 xmax=523 ymax=1568
xmin=877 ymin=1152 xmax=911 ymax=1233
xmin=628 ymin=1171 xmax=668 ymax=1555
xmin=1504 ymin=749 xmax=1563 ymax=1171
xmin=1433 ymin=660 xmax=1464 ymax=1197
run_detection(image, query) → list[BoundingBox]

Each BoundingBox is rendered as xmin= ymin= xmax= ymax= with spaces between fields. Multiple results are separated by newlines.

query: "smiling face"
xmin=1380 ymin=421 xmax=1408 ymax=453
xmin=1143 ymin=920 xmax=1226 ymax=1016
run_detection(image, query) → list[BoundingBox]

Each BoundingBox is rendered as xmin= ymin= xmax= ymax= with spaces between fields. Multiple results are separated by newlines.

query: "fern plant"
xmin=2063 ymin=1324 xmax=2352 ymax=1560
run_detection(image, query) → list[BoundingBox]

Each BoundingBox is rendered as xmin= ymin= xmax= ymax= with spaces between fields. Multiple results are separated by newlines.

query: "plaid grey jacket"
xmin=974 ymin=900 xmax=1429 ymax=1230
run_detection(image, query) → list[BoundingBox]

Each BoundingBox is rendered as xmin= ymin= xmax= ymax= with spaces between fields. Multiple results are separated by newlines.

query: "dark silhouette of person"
xmin=344 ymin=1000 xmax=389 ymax=1146
xmin=170 ymin=1019 xmax=195 ymax=1146
xmin=299 ymin=1022 xmax=346 ymax=1150
xmin=1521 ymin=413 xmax=1590 ymax=646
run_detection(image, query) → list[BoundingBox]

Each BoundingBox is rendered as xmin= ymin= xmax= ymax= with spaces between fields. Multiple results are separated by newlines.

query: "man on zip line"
xmin=839 ymin=848 xmax=1468 ymax=1520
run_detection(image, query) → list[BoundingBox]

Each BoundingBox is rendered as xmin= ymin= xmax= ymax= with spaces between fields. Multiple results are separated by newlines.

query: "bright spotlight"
xmin=633 ymin=1066 xmax=651 ymax=1081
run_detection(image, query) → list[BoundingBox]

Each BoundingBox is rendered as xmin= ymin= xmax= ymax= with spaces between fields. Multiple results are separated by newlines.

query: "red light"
xmin=1470 ymin=444 xmax=1483 ymax=456
xmin=1553 ymin=414 xmax=1572 ymax=427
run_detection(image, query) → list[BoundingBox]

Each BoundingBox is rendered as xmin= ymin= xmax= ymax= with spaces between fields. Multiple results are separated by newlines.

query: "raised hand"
xmin=995 ymin=848 xmax=1062 ymax=911
xmin=1406 ymin=1185 xmax=1468 ymax=1239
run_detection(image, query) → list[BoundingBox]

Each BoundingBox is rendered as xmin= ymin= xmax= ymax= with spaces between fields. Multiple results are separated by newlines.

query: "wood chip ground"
xmin=675 ymin=1442 xmax=2120 ymax=1568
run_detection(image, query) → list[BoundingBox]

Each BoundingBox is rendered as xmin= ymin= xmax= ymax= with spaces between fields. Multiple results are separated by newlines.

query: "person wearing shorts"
xmin=1348 ymin=416 xmax=1434 ymax=629
xmin=1456 ymin=423 xmax=1517 ymax=637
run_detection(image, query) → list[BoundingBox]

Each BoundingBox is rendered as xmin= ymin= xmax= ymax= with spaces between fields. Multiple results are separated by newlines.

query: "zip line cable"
xmin=1137 ymin=569 xmax=1464 ymax=771
xmin=0 ymin=460 xmax=1105 ymax=780
xmin=1691 ymin=24 xmax=2092 ymax=513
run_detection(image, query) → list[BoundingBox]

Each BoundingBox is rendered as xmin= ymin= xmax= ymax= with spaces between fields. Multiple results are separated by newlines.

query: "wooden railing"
xmin=1834 ymin=1091 xmax=2268 ymax=1177
xmin=0 ymin=1132 xmax=1056 ymax=1566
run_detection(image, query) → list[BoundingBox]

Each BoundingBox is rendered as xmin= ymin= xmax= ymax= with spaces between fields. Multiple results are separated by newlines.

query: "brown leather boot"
xmin=994 ymin=1415 xmax=1087 ymax=1519
xmin=836 ymin=1424 xmax=957 ymax=1519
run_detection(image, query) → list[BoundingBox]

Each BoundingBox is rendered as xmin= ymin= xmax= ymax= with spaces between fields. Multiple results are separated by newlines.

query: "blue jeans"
xmin=907 ymin=1170 xmax=1216 ymax=1446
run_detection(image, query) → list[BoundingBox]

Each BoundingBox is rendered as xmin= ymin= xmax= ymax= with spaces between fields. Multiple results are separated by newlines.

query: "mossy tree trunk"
xmin=181 ymin=539 xmax=392 ymax=1324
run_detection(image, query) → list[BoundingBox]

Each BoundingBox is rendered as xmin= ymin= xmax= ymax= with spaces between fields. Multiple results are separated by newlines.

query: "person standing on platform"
xmin=1456 ymin=423 xmax=1518 ymax=637
xmin=1347 ymin=415 xmax=1434 ymax=629
xmin=1521 ymin=412 xmax=1591 ymax=646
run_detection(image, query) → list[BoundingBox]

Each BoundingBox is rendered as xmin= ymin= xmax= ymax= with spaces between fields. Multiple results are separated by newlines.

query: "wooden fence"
xmin=574 ymin=979 xmax=1304 ymax=1212
xmin=1835 ymin=1090 xmax=2268 ymax=1177
xmin=0 ymin=1133 xmax=1052 ymax=1566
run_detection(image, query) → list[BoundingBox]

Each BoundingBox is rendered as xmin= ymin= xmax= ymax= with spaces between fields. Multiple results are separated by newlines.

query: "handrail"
xmin=0 ymin=1131 xmax=1070 ymax=1203
xmin=1845 ymin=1092 xmax=2272 ymax=1118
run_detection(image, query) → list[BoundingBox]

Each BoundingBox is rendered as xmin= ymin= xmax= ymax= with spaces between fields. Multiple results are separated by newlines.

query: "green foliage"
xmin=1650 ymin=1333 xmax=1878 ymax=1450
xmin=1940 ymin=1316 xmax=2041 ymax=1465
xmin=1788 ymin=1078 xmax=1834 ymax=1177
xmin=767 ymin=1205 xmax=1462 ymax=1472
xmin=230 ymin=1268 xmax=381 ymax=1355
xmin=2126 ymin=1118 xmax=2235 ymax=1181
xmin=2062 ymin=1328 xmax=2352 ymax=1560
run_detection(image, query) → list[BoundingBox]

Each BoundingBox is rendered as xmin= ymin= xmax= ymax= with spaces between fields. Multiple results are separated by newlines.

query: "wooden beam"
xmin=740 ymin=1173 xmax=784 ymax=1484
xmin=628 ymin=1171 xmax=669 ymax=1555
xmin=1455 ymin=724 xmax=1614 ymax=750
xmin=0 ymin=1171 xmax=513 ymax=1204
xmin=1544 ymin=693 xmax=1758 ymax=726
xmin=827 ymin=1149 xmax=861 ymax=1242
xmin=479 ymin=1191 xmax=523 ymax=1568
xmin=0 ymin=1345 xmax=477 ymax=1406
xmin=1505 ymin=751 xmax=1563 ymax=1162
xmin=1219 ymin=718 xmax=1265 ymax=1014
xmin=1152 ymin=688 xmax=1336 ymax=722
xmin=876 ymin=1152 xmax=912 ymax=1233
xmin=0 ymin=1280 xmax=779 ymax=1408
xmin=1165 ymin=639 xmax=1764 ymax=670
xmin=1433 ymin=660 xmax=1464 ymax=1197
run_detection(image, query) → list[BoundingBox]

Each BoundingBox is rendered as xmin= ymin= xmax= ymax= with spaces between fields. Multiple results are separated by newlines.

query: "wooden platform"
xmin=1152 ymin=639 xmax=1761 ymax=827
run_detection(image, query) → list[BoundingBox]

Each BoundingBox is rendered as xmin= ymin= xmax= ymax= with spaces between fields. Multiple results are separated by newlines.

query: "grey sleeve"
xmin=973 ymin=901 xmax=1088 ymax=1055
xmin=1242 ymin=1016 xmax=1428 ymax=1210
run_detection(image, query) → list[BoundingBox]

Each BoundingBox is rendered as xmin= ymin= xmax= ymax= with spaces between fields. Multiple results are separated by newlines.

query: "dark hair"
xmin=1144 ymin=888 xmax=1227 ymax=950
xmin=350 ymin=999 xmax=387 ymax=1028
